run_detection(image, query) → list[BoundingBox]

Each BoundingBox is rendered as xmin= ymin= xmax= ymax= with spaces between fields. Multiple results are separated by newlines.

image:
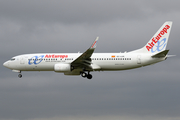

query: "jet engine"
xmin=54 ymin=63 xmax=72 ymax=72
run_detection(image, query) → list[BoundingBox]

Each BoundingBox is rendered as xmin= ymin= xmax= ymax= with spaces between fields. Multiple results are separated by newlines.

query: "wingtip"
xmin=91 ymin=37 xmax=99 ymax=49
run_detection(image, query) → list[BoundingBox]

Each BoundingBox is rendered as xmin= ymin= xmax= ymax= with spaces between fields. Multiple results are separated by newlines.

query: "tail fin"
xmin=130 ymin=21 xmax=173 ymax=54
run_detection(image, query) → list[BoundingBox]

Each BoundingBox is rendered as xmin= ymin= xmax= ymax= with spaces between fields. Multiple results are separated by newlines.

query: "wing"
xmin=71 ymin=37 xmax=99 ymax=70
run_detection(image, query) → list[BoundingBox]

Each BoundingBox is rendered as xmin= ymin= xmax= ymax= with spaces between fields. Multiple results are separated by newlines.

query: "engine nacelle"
xmin=54 ymin=64 xmax=71 ymax=72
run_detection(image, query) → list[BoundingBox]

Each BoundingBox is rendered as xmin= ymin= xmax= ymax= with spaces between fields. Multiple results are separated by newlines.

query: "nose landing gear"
xmin=12 ymin=70 xmax=22 ymax=78
xmin=18 ymin=74 xmax=22 ymax=78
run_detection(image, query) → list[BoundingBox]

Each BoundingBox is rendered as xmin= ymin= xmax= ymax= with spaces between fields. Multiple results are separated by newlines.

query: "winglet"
xmin=91 ymin=37 xmax=99 ymax=49
xmin=71 ymin=37 xmax=99 ymax=66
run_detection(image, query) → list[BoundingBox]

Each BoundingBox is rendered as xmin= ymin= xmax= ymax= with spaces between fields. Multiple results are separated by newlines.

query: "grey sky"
xmin=0 ymin=0 xmax=180 ymax=120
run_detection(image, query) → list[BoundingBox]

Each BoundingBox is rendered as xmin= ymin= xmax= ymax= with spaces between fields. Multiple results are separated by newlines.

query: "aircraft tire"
xmin=18 ymin=74 xmax=22 ymax=78
xmin=87 ymin=74 xmax=92 ymax=79
xmin=81 ymin=72 xmax=87 ymax=78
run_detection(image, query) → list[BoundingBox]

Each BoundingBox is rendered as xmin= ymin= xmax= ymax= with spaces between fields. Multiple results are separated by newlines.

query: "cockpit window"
xmin=10 ymin=58 xmax=15 ymax=61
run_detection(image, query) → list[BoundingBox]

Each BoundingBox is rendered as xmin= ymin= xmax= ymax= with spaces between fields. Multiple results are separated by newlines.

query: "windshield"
xmin=10 ymin=58 xmax=15 ymax=61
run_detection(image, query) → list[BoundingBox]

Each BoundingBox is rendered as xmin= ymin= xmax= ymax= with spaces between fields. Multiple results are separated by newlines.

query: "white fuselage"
xmin=3 ymin=52 xmax=165 ymax=72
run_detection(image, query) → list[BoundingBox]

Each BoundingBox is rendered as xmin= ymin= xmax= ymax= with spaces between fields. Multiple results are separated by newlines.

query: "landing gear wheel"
xmin=81 ymin=72 xmax=87 ymax=78
xmin=87 ymin=74 xmax=92 ymax=79
xmin=18 ymin=74 xmax=22 ymax=78
xmin=81 ymin=71 xmax=93 ymax=79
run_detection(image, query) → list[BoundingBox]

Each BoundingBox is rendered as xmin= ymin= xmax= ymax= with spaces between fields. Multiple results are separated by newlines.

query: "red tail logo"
xmin=146 ymin=25 xmax=170 ymax=51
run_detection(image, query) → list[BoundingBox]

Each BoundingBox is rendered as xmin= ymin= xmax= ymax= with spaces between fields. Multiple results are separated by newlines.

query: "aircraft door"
xmin=20 ymin=57 xmax=25 ymax=64
xmin=137 ymin=55 xmax=141 ymax=64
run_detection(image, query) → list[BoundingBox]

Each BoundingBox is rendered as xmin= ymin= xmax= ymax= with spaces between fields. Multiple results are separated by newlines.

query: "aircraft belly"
xmin=25 ymin=64 xmax=54 ymax=71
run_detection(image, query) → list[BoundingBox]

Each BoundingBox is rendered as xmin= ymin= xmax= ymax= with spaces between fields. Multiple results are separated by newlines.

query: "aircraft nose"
xmin=3 ymin=61 xmax=9 ymax=68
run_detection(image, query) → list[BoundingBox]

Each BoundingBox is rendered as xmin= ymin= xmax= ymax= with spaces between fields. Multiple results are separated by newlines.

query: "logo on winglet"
xmin=91 ymin=41 xmax=98 ymax=48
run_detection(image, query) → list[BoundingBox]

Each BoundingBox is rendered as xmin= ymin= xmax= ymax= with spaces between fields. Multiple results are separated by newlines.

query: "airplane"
xmin=3 ymin=21 xmax=173 ymax=79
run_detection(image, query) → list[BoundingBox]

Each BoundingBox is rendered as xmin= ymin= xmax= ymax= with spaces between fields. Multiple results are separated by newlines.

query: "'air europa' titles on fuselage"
xmin=45 ymin=54 xmax=68 ymax=58
xmin=146 ymin=25 xmax=170 ymax=51
xmin=28 ymin=54 xmax=68 ymax=65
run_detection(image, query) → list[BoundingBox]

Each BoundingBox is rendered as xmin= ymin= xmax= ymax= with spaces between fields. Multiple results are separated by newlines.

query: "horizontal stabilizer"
xmin=152 ymin=50 xmax=169 ymax=58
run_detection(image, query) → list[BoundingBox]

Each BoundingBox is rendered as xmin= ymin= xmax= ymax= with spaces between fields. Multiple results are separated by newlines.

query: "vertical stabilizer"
xmin=130 ymin=21 xmax=173 ymax=54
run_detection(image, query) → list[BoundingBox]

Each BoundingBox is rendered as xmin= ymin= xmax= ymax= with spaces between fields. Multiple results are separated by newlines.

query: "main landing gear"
xmin=81 ymin=71 xmax=92 ymax=79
